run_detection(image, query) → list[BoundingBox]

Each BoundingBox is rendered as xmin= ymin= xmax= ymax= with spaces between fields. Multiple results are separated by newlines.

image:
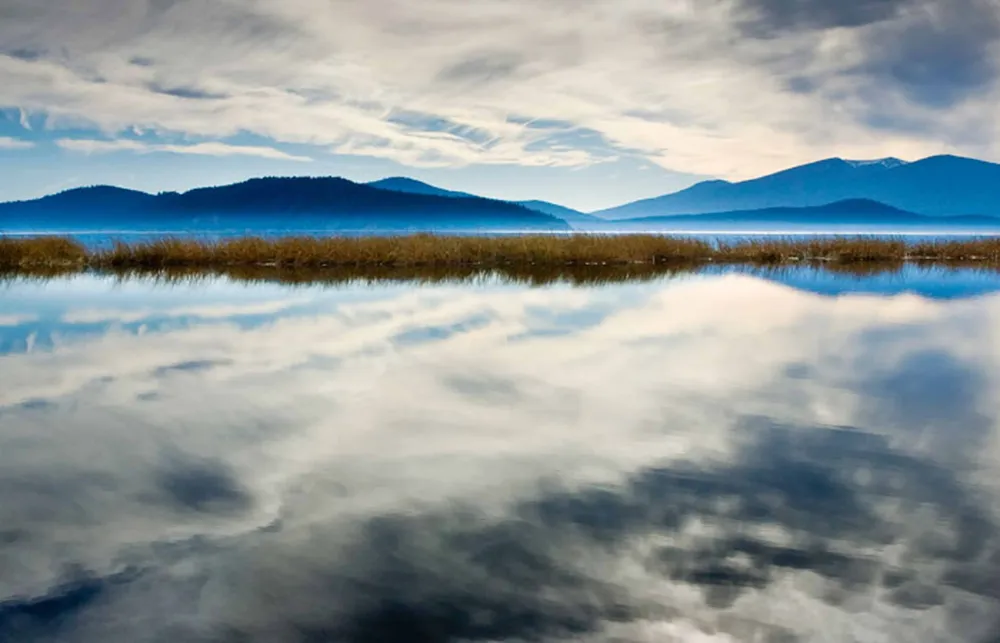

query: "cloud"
xmin=0 ymin=136 xmax=34 ymax=150
xmin=0 ymin=313 xmax=38 ymax=326
xmin=59 ymin=298 xmax=312 ymax=324
xmin=858 ymin=0 xmax=1000 ymax=109
xmin=0 ymin=0 xmax=996 ymax=180
xmin=1 ymin=274 xmax=1000 ymax=641
xmin=55 ymin=138 xmax=311 ymax=161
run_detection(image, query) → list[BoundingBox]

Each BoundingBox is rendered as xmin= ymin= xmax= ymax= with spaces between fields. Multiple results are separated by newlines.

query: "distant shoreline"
xmin=5 ymin=228 xmax=1000 ymax=238
xmin=4 ymin=235 xmax=1000 ymax=282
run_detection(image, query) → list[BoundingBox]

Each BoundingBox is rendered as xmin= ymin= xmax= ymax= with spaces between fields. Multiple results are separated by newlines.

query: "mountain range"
xmin=3 ymin=154 xmax=1000 ymax=233
xmin=0 ymin=177 xmax=570 ymax=232
xmin=595 ymin=155 xmax=1000 ymax=219
xmin=601 ymin=199 xmax=1000 ymax=232
xmin=366 ymin=177 xmax=601 ymax=224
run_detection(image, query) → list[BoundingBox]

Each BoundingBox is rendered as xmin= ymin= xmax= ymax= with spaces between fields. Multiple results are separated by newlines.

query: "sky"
xmin=0 ymin=0 xmax=998 ymax=211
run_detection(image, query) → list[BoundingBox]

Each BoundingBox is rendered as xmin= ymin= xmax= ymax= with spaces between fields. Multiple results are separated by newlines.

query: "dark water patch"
xmin=152 ymin=359 xmax=233 ymax=376
xmin=154 ymin=457 xmax=252 ymax=516
xmin=0 ymin=568 xmax=139 ymax=643
xmin=13 ymin=398 xmax=56 ymax=411
xmin=0 ymin=579 xmax=103 ymax=642
xmin=443 ymin=374 xmax=524 ymax=405
xmin=239 ymin=510 xmax=642 ymax=643
xmin=888 ymin=582 xmax=946 ymax=609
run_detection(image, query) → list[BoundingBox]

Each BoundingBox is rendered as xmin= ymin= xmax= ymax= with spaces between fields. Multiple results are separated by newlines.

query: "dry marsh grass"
xmin=88 ymin=234 xmax=715 ymax=268
xmin=5 ymin=235 xmax=1000 ymax=282
xmin=0 ymin=236 xmax=87 ymax=269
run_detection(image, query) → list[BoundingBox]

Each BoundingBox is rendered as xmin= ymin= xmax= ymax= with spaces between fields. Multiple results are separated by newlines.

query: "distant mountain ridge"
xmin=0 ymin=177 xmax=570 ymax=232
xmin=597 ymin=199 xmax=1000 ymax=231
xmin=5 ymin=153 xmax=1000 ymax=234
xmin=596 ymin=155 xmax=1000 ymax=219
xmin=365 ymin=177 xmax=600 ymax=224
xmin=367 ymin=177 xmax=475 ymax=199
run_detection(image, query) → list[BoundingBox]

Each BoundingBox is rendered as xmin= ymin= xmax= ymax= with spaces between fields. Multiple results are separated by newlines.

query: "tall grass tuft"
xmin=0 ymin=236 xmax=87 ymax=269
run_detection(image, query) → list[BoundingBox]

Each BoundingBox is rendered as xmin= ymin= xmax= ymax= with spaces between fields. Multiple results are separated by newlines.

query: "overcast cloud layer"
xmin=1 ymin=0 xmax=999 ymax=182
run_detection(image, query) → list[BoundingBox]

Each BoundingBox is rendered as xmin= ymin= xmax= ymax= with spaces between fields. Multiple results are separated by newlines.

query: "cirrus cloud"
xmin=55 ymin=138 xmax=311 ymax=161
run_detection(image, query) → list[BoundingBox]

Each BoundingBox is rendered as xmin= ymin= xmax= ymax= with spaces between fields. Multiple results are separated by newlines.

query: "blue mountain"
xmin=594 ymin=199 xmax=1000 ymax=232
xmin=0 ymin=177 xmax=570 ymax=232
xmin=366 ymin=177 xmax=600 ymax=225
xmin=367 ymin=177 xmax=475 ymax=199
xmin=513 ymin=200 xmax=601 ymax=224
xmin=596 ymin=155 xmax=1000 ymax=218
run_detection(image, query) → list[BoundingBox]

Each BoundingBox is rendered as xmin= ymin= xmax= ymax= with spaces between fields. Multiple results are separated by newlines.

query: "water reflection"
xmin=0 ymin=270 xmax=999 ymax=642
xmin=7 ymin=261 xmax=1000 ymax=295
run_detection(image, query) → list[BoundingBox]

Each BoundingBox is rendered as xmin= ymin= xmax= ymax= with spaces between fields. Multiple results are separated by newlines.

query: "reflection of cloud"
xmin=0 ymin=274 xmax=999 ymax=641
xmin=0 ymin=136 xmax=35 ymax=150
xmin=0 ymin=313 xmax=38 ymax=326
xmin=60 ymin=298 xmax=311 ymax=324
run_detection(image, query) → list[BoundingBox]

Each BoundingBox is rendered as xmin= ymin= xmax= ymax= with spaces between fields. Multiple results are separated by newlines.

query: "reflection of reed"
xmin=4 ymin=234 xmax=1000 ymax=285
xmin=67 ymin=264 xmax=695 ymax=288
xmin=3 ymin=261 xmax=997 ymax=288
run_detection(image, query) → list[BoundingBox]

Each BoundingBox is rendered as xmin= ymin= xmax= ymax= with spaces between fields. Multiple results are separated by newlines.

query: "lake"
xmin=1 ymin=266 xmax=999 ymax=642
xmin=6 ymin=228 xmax=1000 ymax=251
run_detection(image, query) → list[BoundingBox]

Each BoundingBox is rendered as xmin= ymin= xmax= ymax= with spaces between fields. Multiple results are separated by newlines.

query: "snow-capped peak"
xmin=842 ymin=157 xmax=909 ymax=169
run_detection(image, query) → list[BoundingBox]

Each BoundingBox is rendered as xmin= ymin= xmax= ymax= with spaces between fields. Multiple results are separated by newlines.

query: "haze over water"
xmin=1 ymin=267 xmax=999 ymax=642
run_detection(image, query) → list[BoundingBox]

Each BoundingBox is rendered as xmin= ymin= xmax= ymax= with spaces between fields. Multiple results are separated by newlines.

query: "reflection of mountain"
xmin=592 ymin=199 xmax=1000 ymax=231
xmin=0 ymin=178 xmax=571 ymax=232
xmin=735 ymin=266 xmax=1000 ymax=300
xmin=597 ymin=155 xmax=1000 ymax=218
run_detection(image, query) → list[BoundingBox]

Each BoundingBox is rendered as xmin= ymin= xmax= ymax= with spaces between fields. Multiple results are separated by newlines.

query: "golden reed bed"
xmin=3 ymin=234 xmax=1000 ymax=284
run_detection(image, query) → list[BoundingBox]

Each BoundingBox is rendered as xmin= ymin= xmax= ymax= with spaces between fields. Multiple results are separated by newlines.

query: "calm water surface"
xmin=1 ymin=267 xmax=999 ymax=642
xmin=6 ymin=228 xmax=1000 ymax=250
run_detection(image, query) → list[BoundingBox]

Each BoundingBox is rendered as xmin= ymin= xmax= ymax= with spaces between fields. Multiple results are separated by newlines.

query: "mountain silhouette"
xmin=366 ymin=177 xmax=598 ymax=224
xmin=598 ymin=199 xmax=1000 ymax=231
xmin=7 ymin=156 xmax=1000 ymax=234
xmin=512 ymin=200 xmax=601 ymax=224
xmin=366 ymin=177 xmax=475 ymax=199
xmin=596 ymin=155 xmax=1000 ymax=218
xmin=0 ymin=177 xmax=570 ymax=232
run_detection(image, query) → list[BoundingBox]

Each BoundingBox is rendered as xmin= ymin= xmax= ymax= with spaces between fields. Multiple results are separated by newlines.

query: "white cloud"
xmin=60 ymin=298 xmax=312 ymax=324
xmin=0 ymin=136 xmax=34 ymax=150
xmin=0 ymin=313 xmax=38 ymax=325
xmin=55 ymin=138 xmax=311 ymax=161
xmin=0 ymin=0 xmax=996 ymax=179
xmin=18 ymin=107 xmax=32 ymax=130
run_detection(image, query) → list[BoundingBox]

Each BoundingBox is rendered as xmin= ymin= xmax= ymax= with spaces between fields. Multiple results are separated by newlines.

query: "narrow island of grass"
xmin=3 ymin=234 xmax=1000 ymax=284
